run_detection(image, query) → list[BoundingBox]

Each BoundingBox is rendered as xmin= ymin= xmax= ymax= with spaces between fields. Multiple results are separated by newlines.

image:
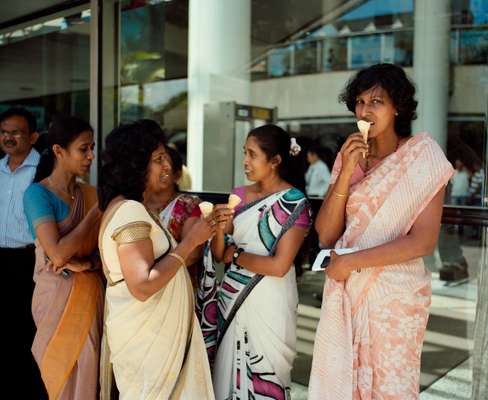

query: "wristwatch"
xmin=232 ymin=247 xmax=245 ymax=266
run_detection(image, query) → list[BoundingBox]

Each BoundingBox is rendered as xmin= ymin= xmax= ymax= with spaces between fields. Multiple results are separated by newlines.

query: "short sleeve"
xmin=231 ymin=186 xmax=246 ymax=212
xmin=23 ymin=184 xmax=56 ymax=236
xmin=295 ymin=202 xmax=312 ymax=229
xmin=112 ymin=221 xmax=151 ymax=244
xmin=329 ymin=153 xmax=342 ymax=186
xmin=328 ymin=153 xmax=365 ymax=187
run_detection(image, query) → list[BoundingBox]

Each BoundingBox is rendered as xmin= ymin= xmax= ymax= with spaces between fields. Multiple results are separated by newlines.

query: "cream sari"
xmin=98 ymin=199 xmax=214 ymax=400
xmin=309 ymin=133 xmax=454 ymax=400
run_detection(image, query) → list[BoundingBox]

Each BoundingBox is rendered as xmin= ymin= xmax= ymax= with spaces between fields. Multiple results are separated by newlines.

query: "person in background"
xmin=0 ymin=107 xmax=46 ymax=397
xmin=450 ymin=159 xmax=470 ymax=206
xmin=305 ymin=147 xmax=331 ymax=197
xmin=23 ymin=115 xmax=104 ymax=400
xmin=167 ymin=142 xmax=193 ymax=191
xmin=468 ymin=160 xmax=484 ymax=207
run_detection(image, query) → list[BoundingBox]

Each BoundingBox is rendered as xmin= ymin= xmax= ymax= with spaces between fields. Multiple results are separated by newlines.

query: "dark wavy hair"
xmin=339 ymin=63 xmax=417 ymax=137
xmin=248 ymin=124 xmax=306 ymax=192
xmin=34 ymin=115 xmax=92 ymax=182
xmin=98 ymin=119 xmax=167 ymax=211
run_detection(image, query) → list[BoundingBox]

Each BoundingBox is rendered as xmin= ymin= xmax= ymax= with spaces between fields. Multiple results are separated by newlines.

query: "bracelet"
xmin=167 ymin=252 xmax=186 ymax=268
xmin=333 ymin=191 xmax=348 ymax=198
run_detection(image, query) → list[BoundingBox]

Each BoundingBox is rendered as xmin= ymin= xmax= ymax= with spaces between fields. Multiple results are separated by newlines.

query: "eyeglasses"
xmin=0 ymin=129 xmax=27 ymax=139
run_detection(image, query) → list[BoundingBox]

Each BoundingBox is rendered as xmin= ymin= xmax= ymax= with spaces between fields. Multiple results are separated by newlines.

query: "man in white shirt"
xmin=305 ymin=148 xmax=331 ymax=197
xmin=0 ymin=107 xmax=45 ymax=396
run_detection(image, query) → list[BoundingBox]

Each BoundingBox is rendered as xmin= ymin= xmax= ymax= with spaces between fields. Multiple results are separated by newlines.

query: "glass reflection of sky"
xmin=340 ymin=0 xmax=413 ymax=21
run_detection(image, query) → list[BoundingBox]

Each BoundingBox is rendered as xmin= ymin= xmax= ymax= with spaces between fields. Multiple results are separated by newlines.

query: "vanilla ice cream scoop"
xmin=227 ymin=194 xmax=241 ymax=210
xmin=357 ymin=120 xmax=371 ymax=158
xmin=199 ymin=201 xmax=214 ymax=218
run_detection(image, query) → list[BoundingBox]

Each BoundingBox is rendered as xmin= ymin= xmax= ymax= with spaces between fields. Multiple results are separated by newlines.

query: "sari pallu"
xmin=31 ymin=184 xmax=104 ymax=400
xmin=308 ymin=133 xmax=454 ymax=400
xmin=199 ymin=188 xmax=310 ymax=400
xmin=99 ymin=200 xmax=214 ymax=400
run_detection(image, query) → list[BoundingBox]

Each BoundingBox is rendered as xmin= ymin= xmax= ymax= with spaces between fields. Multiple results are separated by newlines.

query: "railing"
xmin=251 ymin=26 xmax=488 ymax=80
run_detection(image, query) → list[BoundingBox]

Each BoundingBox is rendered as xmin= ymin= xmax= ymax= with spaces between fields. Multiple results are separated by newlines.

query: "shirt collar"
xmin=0 ymin=148 xmax=40 ymax=173
xmin=22 ymin=148 xmax=40 ymax=167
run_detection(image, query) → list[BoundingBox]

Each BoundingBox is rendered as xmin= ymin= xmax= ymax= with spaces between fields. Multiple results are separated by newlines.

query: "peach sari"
xmin=31 ymin=184 xmax=104 ymax=400
xmin=309 ymin=133 xmax=454 ymax=400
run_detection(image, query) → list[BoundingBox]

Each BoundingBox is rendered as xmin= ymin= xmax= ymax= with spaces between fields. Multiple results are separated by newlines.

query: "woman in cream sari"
xmin=309 ymin=64 xmax=454 ymax=399
xmin=98 ymin=120 xmax=215 ymax=400
xmin=23 ymin=115 xmax=104 ymax=399
xmin=201 ymin=124 xmax=311 ymax=400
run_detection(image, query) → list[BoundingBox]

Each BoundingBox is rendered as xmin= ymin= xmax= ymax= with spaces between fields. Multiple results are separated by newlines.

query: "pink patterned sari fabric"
xmin=308 ymin=133 xmax=454 ymax=400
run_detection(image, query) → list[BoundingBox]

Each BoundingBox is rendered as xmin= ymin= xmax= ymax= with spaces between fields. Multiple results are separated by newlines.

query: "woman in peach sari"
xmin=23 ymin=115 xmax=104 ymax=399
xmin=309 ymin=64 xmax=454 ymax=400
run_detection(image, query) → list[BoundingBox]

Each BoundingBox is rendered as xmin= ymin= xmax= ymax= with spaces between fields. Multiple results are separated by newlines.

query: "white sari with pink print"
xmin=308 ymin=133 xmax=454 ymax=400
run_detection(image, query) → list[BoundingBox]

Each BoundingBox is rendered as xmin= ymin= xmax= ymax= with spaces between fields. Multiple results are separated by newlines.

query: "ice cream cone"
xmin=199 ymin=201 xmax=214 ymax=218
xmin=357 ymin=120 xmax=371 ymax=158
xmin=227 ymin=194 xmax=241 ymax=210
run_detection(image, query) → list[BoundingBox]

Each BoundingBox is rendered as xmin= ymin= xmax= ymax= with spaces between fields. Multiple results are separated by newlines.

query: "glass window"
xmin=0 ymin=9 xmax=91 ymax=132
xmin=458 ymin=28 xmax=488 ymax=65
xmin=393 ymin=30 xmax=413 ymax=66
xmin=100 ymin=0 xmax=188 ymax=148
xmin=350 ymin=34 xmax=382 ymax=68
xmin=322 ymin=37 xmax=348 ymax=71
xmin=267 ymin=46 xmax=293 ymax=77
xmin=293 ymin=40 xmax=318 ymax=75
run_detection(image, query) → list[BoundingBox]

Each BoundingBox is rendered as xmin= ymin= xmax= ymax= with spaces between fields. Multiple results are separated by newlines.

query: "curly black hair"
xmin=339 ymin=63 xmax=418 ymax=137
xmin=98 ymin=119 xmax=167 ymax=211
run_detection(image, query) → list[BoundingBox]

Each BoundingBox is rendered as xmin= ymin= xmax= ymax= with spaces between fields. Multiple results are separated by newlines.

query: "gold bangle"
xmin=167 ymin=252 xmax=186 ymax=269
xmin=333 ymin=191 xmax=348 ymax=198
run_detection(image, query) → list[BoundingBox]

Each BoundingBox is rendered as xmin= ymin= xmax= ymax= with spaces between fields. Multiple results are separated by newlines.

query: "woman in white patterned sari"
xmin=199 ymin=124 xmax=311 ymax=400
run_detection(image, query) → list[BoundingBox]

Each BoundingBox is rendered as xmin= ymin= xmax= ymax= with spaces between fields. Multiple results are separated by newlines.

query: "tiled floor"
xmin=420 ymin=358 xmax=472 ymax=400
xmin=291 ymin=358 xmax=472 ymax=399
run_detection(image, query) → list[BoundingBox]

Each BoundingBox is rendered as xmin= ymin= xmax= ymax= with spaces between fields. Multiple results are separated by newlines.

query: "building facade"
xmin=0 ymin=0 xmax=487 ymax=398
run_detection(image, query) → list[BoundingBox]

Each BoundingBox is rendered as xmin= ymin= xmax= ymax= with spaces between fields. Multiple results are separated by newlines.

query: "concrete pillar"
xmin=187 ymin=0 xmax=251 ymax=190
xmin=412 ymin=0 xmax=451 ymax=150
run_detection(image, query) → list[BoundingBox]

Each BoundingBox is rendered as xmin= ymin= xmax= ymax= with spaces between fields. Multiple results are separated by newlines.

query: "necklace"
xmin=47 ymin=177 xmax=76 ymax=201
xmin=365 ymin=138 xmax=401 ymax=171
xmin=148 ymin=192 xmax=179 ymax=215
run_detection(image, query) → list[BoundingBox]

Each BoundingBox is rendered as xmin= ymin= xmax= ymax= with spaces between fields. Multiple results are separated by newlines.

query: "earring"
xmin=395 ymin=112 xmax=398 ymax=116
